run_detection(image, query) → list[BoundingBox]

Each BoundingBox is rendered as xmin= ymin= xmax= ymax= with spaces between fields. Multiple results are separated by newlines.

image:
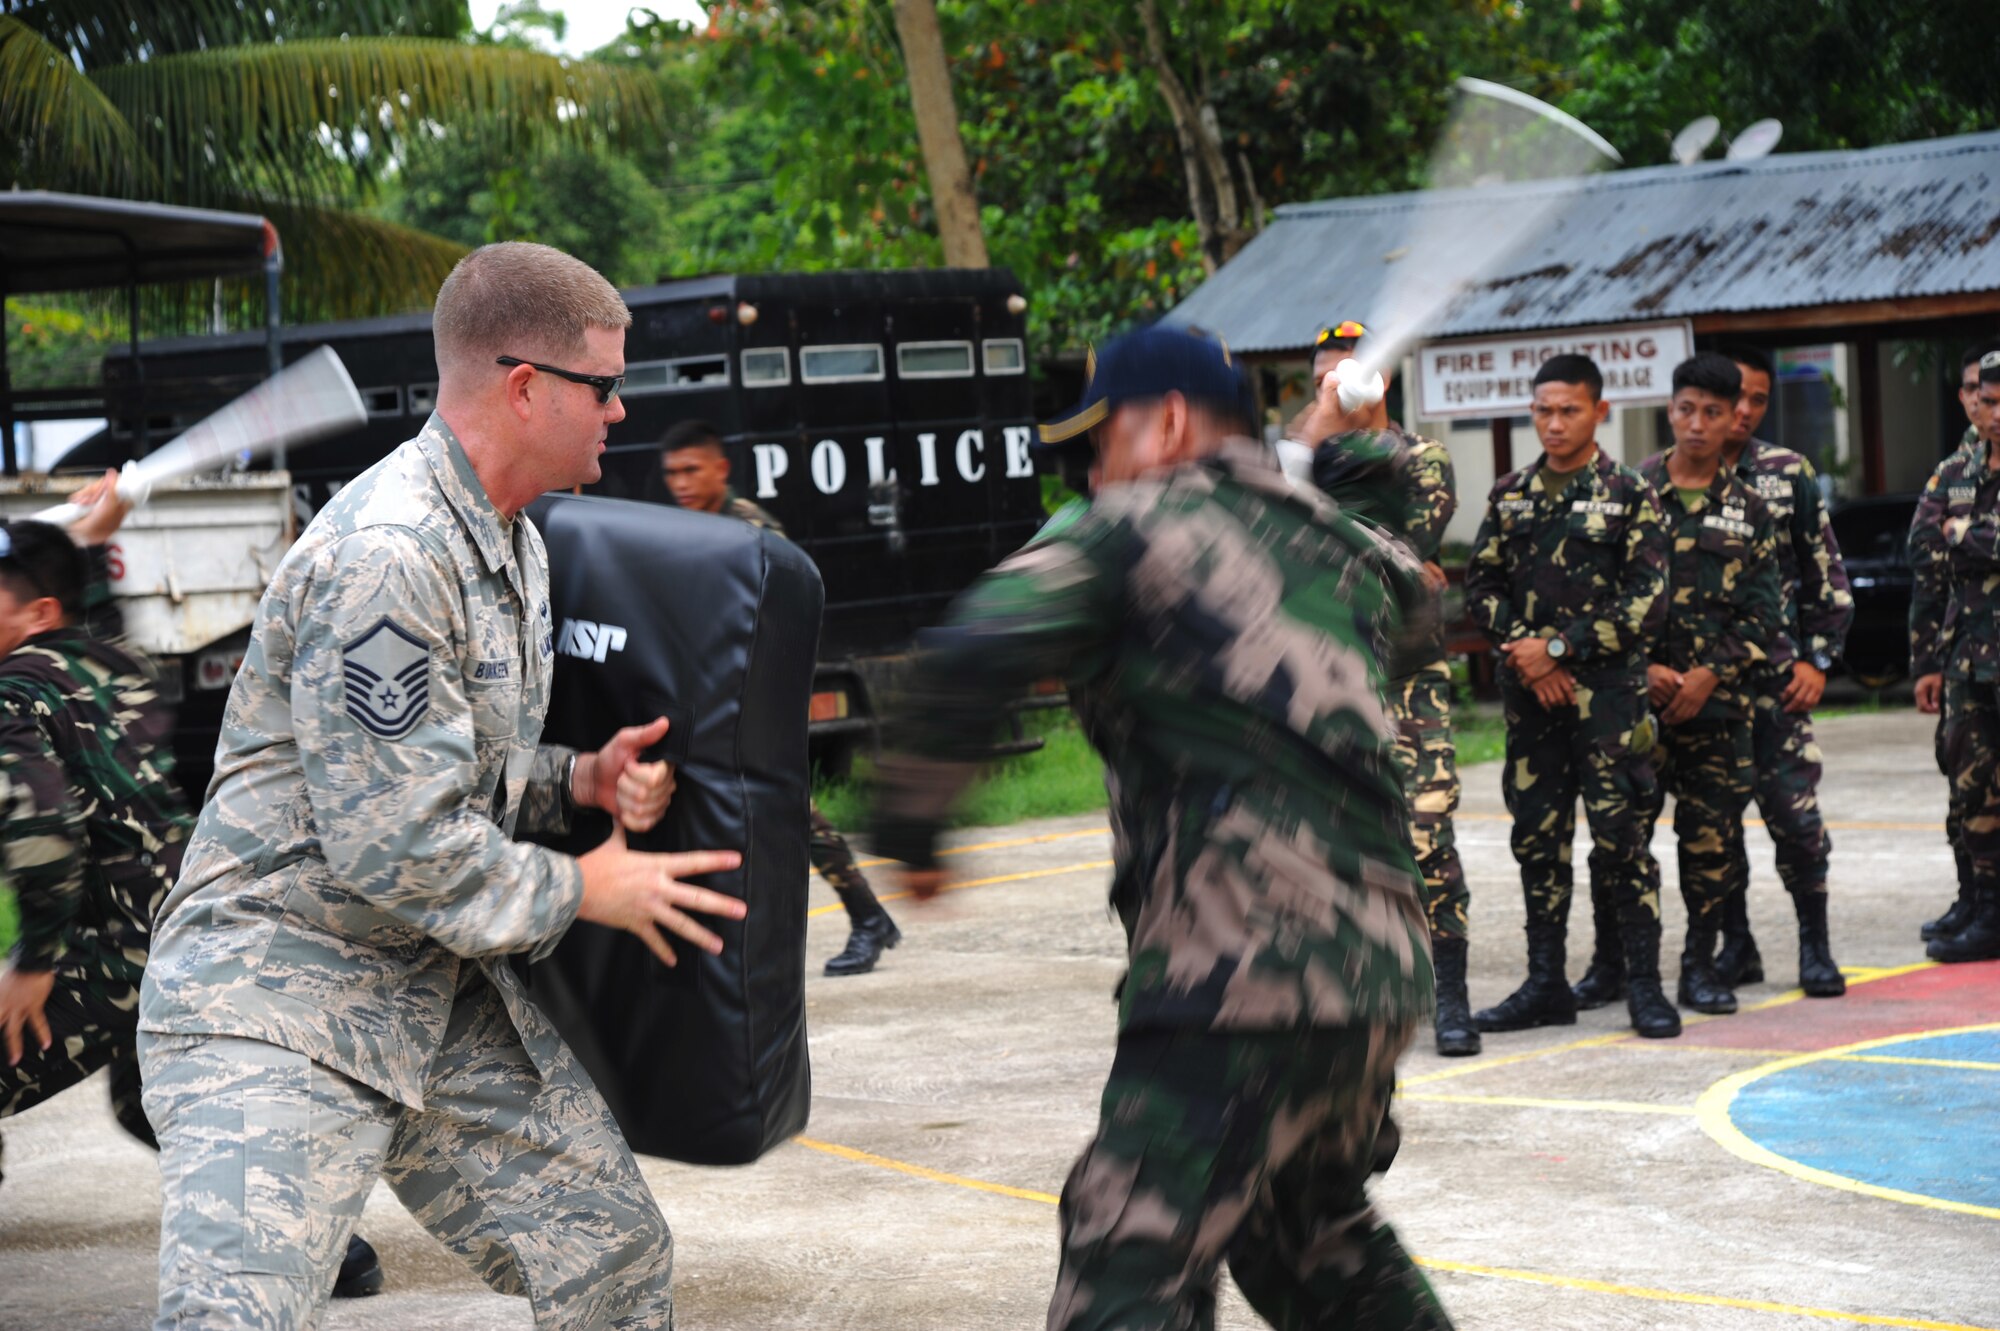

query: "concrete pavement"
xmin=3 ymin=709 xmax=1997 ymax=1330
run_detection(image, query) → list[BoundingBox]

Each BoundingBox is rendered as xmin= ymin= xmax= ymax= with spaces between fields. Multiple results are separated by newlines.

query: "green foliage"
xmin=0 ymin=1 xmax=666 ymax=324
xmin=0 ymin=883 xmax=15 ymax=957
xmin=1527 ymin=0 xmax=1994 ymax=167
xmin=612 ymin=0 xmax=1504 ymax=352
xmin=4 ymin=299 xmax=123 ymax=389
xmin=815 ymin=710 xmax=1110 ymax=830
xmin=388 ymin=126 xmax=673 ymax=286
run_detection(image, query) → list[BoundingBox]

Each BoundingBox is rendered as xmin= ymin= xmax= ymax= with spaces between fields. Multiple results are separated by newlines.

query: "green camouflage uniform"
xmin=1717 ymin=441 xmax=1852 ymax=904
xmin=1912 ymin=428 xmax=1983 ymax=898
xmin=138 ymin=417 xmax=674 ymax=1331
xmin=874 ymin=439 xmax=1448 ymax=1331
xmin=1314 ymin=426 xmax=1467 ymax=942
xmin=717 ymin=490 xmax=872 ymax=898
xmin=1635 ymin=454 xmax=1789 ymax=929
xmin=1464 ymin=450 xmax=1668 ymax=928
xmin=1909 ymin=436 xmax=2000 ymax=907
xmin=0 ymin=553 xmax=190 ymax=1170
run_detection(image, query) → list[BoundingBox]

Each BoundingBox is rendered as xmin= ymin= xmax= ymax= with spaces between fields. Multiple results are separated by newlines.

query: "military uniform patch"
xmin=1702 ymin=512 xmax=1755 ymax=539
xmin=1571 ymin=500 xmax=1628 ymax=517
xmin=343 ymin=617 xmax=432 ymax=738
xmin=1498 ymin=498 xmax=1535 ymax=515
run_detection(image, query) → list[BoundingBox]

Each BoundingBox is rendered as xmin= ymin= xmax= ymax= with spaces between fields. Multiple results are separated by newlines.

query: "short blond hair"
xmin=433 ymin=242 xmax=630 ymax=378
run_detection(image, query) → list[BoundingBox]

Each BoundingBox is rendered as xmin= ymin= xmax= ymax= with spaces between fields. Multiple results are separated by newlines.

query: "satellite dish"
xmin=1726 ymin=119 xmax=1784 ymax=162
xmin=1671 ymin=116 xmax=1721 ymax=166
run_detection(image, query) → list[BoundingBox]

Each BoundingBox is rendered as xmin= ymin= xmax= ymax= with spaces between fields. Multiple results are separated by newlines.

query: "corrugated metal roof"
xmin=1160 ymin=131 xmax=2000 ymax=353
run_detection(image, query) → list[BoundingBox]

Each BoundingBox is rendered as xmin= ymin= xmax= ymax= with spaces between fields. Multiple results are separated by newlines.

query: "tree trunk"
xmin=1135 ymin=0 xmax=1255 ymax=270
xmin=892 ymin=0 xmax=989 ymax=269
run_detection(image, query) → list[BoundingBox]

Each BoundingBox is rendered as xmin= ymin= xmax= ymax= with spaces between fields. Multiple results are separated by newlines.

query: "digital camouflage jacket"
xmin=1637 ymin=451 xmax=1791 ymax=721
xmin=1909 ymin=428 xmax=1982 ymax=678
xmin=873 ymin=438 xmax=1436 ymax=1032
xmin=1910 ymin=434 xmax=2000 ymax=683
xmin=1464 ymin=449 xmax=1668 ymax=681
xmin=1 ymin=558 xmax=191 ymax=991
xmin=1311 ymin=424 xmax=1454 ymax=672
xmin=1727 ymin=438 xmax=1853 ymax=667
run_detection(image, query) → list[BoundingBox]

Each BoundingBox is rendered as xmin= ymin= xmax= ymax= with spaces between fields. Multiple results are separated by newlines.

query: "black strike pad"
xmin=525 ymin=492 xmax=820 ymax=1165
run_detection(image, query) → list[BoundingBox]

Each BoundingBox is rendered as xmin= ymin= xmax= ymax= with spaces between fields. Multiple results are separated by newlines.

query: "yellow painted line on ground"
xmin=1414 ymin=1257 xmax=1999 ymax=1331
xmin=1402 ymin=1092 xmax=1694 ymax=1117
xmin=792 ymin=1136 xmax=1061 ymax=1204
xmin=1399 ymin=1029 xmax=1634 ymax=1087
xmin=806 ymin=859 xmax=1114 ymax=918
xmin=1695 ymin=1021 xmax=2000 ymax=1223
xmin=1631 ymin=1041 xmax=2000 ymax=1073
xmin=1738 ymin=960 xmax=1936 ymax=1012
xmin=796 ymin=1132 xmax=1992 ymax=1330
xmin=850 ymin=825 xmax=1110 ymax=870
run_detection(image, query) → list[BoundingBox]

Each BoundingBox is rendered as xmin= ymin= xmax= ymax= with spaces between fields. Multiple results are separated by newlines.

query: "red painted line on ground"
xmin=1679 ymin=960 xmax=2000 ymax=1053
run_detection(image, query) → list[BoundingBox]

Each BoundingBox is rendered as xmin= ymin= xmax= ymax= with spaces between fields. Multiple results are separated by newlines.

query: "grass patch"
xmin=1454 ymin=701 xmax=1507 ymax=767
xmin=0 ymin=885 xmax=16 ymax=956
xmin=815 ymin=709 xmax=1110 ymax=831
xmin=815 ymin=690 xmax=1513 ymax=834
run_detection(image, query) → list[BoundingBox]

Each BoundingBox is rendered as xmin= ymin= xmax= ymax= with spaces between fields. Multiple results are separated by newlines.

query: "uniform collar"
xmin=417 ymin=414 xmax=515 ymax=577
xmin=1729 ymin=437 xmax=1767 ymax=475
xmin=1525 ymin=446 xmax=1611 ymax=489
xmin=1655 ymin=446 xmax=1734 ymax=509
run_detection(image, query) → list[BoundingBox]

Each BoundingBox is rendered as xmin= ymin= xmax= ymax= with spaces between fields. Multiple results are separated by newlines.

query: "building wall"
xmin=1877 ymin=341 xmax=1948 ymax=494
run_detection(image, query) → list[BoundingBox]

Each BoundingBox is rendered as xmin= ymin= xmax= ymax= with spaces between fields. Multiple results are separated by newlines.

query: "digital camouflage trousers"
xmin=1943 ymin=674 xmax=2000 ymax=891
xmin=1643 ymin=717 xmax=1754 ymax=929
xmin=1722 ymin=683 xmax=1831 ymax=902
xmin=1388 ymin=663 xmax=1468 ymax=943
xmin=1500 ymin=675 xmax=1662 ymax=928
xmin=1048 ymin=1022 xmax=1452 ymax=1331
xmin=141 ymin=969 xmax=674 ymax=1331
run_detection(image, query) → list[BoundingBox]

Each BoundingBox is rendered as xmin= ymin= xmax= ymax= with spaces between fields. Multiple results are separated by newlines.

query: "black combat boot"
xmin=1927 ymin=885 xmax=2000 ymax=964
xmin=1620 ymin=911 xmax=1682 ymax=1039
xmin=1676 ymin=923 xmax=1738 ymax=1014
xmin=1472 ymin=923 xmax=1576 ymax=1033
xmin=1921 ymin=885 xmax=1975 ymax=942
xmin=333 ymin=1234 xmax=384 ymax=1299
xmin=825 ymin=885 xmax=902 ymax=976
xmin=1570 ymin=881 xmax=1625 ymax=1010
xmin=1792 ymin=889 xmax=1846 ymax=996
xmin=1713 ymin=887 xmax=1764 ymax=986
xmin=1430 ymin=937 xmax=1482 ymax=1057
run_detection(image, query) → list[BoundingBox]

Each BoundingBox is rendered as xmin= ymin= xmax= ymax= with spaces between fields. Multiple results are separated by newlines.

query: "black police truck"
xmin=68 ymin=269 xmax=1054 ymax=786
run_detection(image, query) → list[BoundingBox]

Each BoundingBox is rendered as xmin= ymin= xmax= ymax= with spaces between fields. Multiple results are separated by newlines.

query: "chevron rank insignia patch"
xmin=342 ymin=617 xmax=432 ymax=739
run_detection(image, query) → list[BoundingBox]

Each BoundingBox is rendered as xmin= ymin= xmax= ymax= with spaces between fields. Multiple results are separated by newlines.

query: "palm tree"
xmin=0 ymin=0 xmax=663 ymax=321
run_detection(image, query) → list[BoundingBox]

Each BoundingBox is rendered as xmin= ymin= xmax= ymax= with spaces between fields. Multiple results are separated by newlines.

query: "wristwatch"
xmin=1545 ymin=634 xmax=1569 ymax=661
xmin=1809 ymin=649 xmax=1834 ymax=672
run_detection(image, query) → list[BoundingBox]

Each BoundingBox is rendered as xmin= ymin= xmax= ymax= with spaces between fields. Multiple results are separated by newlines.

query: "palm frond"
xmin=5 ymin=0 xmax=471 ymax=66
xmin=146 ymin=201 xmax=467 ymax=329
xmin=0 ymin=13 xmax=147 ymax=190
xmin=91 ymin=37 xmax=665 ymax=206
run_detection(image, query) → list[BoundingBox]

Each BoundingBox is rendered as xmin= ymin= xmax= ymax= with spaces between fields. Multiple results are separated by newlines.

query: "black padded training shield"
xmin=525 ymin=492 xmax=819 ymax=1165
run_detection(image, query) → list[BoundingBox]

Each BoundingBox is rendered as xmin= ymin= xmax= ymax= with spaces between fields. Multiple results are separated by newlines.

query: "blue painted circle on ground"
xmin=1730 ymin=1029 xmax=2000 ymax=1210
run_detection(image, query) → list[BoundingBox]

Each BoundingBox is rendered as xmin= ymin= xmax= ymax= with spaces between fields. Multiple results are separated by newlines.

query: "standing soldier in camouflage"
xmin=1287 ymin=321 xmax=1477 ymax=1057
xmin=1635 ymin=353 xmax=1789 ymax=1017
xmin=137 ymin=243 xmax=749 ymax=1330
xmin=1907 ymin=350 xmax=2000 ymax=963
xmin=1705 ymin=347 xmax=1851 ymax=997
xmin=659 ymin=420 xmax=901 ymax=975
xmin=1465 ymin=355 xmax=1680 ymax=1039
xmin=873 ymin=328 xmax=1451 ymax=1331
xmin=1913 ymin=341 xmax=1999 ymax=945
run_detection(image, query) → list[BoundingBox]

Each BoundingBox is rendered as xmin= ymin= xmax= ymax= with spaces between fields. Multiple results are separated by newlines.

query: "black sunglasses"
xmin=496 ymin=356 xmax=624 ymax=405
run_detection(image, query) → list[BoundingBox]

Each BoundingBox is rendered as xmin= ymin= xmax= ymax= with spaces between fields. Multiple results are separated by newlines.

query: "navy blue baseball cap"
xmin=1038 ymin=326 xmax=1253 ymax=450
